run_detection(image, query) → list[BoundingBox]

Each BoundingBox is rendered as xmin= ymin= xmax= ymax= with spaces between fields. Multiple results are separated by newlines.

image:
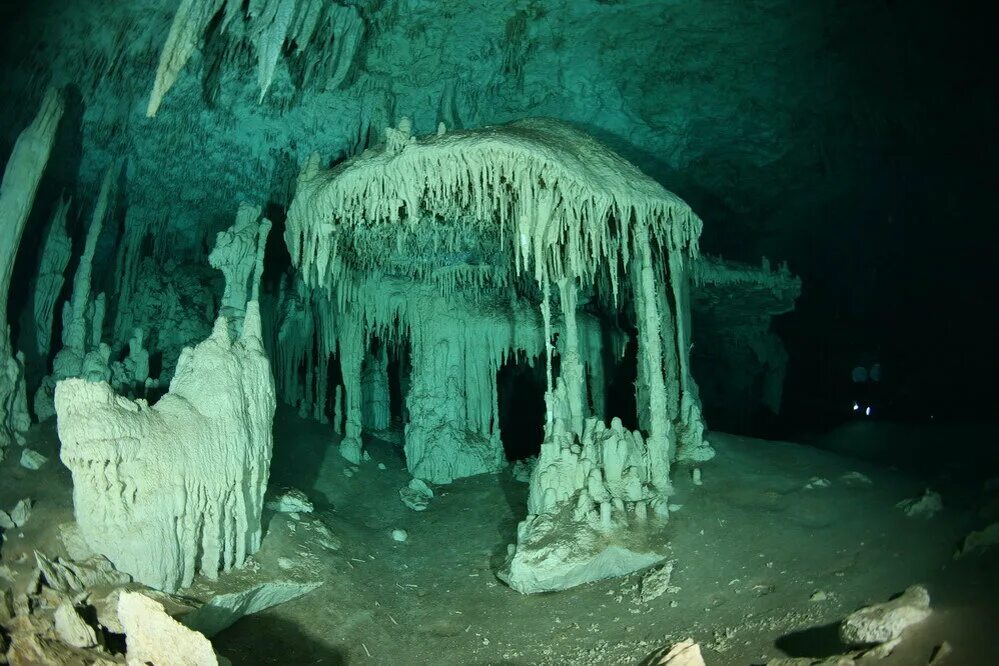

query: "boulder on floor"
xmin=839 ymin=585 xmax=931 ymax=647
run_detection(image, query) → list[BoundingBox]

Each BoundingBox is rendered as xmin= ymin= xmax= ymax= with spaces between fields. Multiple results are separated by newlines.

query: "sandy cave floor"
xmin=2 ymin=409 xmax=997 ymax=665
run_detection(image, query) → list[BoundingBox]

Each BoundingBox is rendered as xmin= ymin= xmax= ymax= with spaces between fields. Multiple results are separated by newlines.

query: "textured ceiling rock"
xmin=0 ymin=0 xmax=878 ymax=258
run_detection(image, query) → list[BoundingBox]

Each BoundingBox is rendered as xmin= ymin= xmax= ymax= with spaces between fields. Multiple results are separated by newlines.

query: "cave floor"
xmin=2 ymin=409 xmax=997 ymax=665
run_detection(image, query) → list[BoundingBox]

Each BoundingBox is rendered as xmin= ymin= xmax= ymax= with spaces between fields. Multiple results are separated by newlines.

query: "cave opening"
xmin=497 ymin=354 xmax=546 ymax=461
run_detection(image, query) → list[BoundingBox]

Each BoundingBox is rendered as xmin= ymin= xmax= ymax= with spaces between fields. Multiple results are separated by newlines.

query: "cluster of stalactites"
xmin=147 ymin=0 xmax=364 ymax=116
xmin=284 ymin=120 xmax=702 ymax=312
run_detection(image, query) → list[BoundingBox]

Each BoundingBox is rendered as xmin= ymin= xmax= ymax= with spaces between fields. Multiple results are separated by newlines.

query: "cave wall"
xmin=0 ymin=0 xmax=993 ymax=429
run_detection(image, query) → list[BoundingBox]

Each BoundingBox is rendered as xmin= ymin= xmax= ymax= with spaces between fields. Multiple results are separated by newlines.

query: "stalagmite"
xmin=0 ymin=88 xmax=63 ymax=456
xmin=32 ymin=196 xmax=73 ymax=358
xmin=35 ymin=164 xmax=119 ymax=421
xmin=209 ymin=202 xmax=273 ymax=335
xmin=55 ymin=302 xmax=275 ymax=592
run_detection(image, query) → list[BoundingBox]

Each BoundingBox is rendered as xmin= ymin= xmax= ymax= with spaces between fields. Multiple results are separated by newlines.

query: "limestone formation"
xmin=0 ymin=88 xmax=63 ymax=456
xmin=148 ymin=0 xmax=364 ymax=115
xmin=32 ymin=196 xmax=73 ymax=358
xmin=500 ymin=382 xmax=672 ymax=593
xmin=36 ymin=163 xmax=120 ymax=421
xmin=209 ymin=202 xmax=273 ymax=336
xmin=55 ymin=302 xmax=276 ymax=592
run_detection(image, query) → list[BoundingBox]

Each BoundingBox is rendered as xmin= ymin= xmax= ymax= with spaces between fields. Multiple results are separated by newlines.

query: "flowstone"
xmin=55 ymin=303 xmax=276 ymax=592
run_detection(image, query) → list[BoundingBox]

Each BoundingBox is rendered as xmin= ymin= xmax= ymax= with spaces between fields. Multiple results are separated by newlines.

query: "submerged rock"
xmin=400 ymin=478 xmax=434 ymax=511
xmin=180 ymin=581 xmax=322 ymax=638
xmin=54 ymin=599 xmax=98 ymax=648
xmin=643 ymin=638 xmax=706 ymax=665
xmin=839 ymin=585 xmax=931 ymax=647
xmin=118 ymin=591 xmax=220 ymax=666
xmin=19 ymin=447 xmax=48 ymax=470
xmin=896 ymin=489 xmax=942 ymax=519
xmin=265 ymin=488 xmax=314 ymax=514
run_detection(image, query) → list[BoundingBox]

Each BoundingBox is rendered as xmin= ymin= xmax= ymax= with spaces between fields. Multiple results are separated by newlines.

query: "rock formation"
xmin=35 ymin=163 xmax=119 ymax=420
xmin=32 ymin=196 xmax=73 ymax=359
xmin=209 ymin=202 xmax=273 ymax=336
xmin=55 ymin=302 xmax=276 ymax=592
xmin=0 ymin=88 xmax=63 ymax=456
xmin=147 ymin=0 xmax=364 ymax=116
xmin=284 ymin=117 xmax=707 ymax=588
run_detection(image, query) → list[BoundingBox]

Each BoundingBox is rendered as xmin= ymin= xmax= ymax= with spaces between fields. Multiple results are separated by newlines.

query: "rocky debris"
xmin=955 ymin=522 xmax=999 ymax=557
xmin=391 ymin=529 xmax=408 ymax=542
xmin=2 ymin=499 xmax=32 ymax=528
xmin=265 ymin=488 xmax=314 ymax=514
xmin=640 ymin=560 xmax=676 ymax=603
xmin=642 ymin=638 xmax=705 ymax=665
xmin=512 ymin=457 xmax=536 ymax=483
xmin=400 ymin=478 xmax=434 ymax=511
xmin=897 ymin=490 xmax=942 ymax=519
xmin=18 ymin=448 xmax=47 ymax=470
xmin=118 ymin=590 xmax=220 ymax=665
xmin=53 ymin=599 xmax=98 ymax=648
xmin=180 ymin=581 xmax=322 ymax=638
xmin=810 ymin=590 xmax=829 ymax=602
xmin=839 ymin=585 xmax=931 ymax=647
xmin=89 ymin=585 xmax=199 ymax=635
xmin=35 ymin=552 xmax=132 ymax=593
xmin=840 ymin=471 xmax=873 ymax=486
xmin=804 ymin=477 xmax=831 ymax=490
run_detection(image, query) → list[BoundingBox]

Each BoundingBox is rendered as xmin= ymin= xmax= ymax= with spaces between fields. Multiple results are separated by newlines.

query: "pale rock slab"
xmin=56 ymin=303 xmax=275 ymax=592
xmin=839 ymin=585 xmax=931 ymax=647
xmin=644 ymin=639 xmax=706 ymax=666
xmin=19 ymin=448 xmax=47 ymax=470
xmin=34 ymin=551 xmax=132 ymax=593
xmin=180 ymin=581 xmax=321 ymax=637
xmin=9 ymin=498 xmax=32 ymax=527
xmin=54 ymin=599 xmax=98 ymax=648
xmin=118 ymin=591 xmax=219 ymax=666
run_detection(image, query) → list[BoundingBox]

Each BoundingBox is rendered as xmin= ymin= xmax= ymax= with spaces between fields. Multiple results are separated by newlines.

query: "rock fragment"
xmin=839 ymin=585 xmax=931 ymax=647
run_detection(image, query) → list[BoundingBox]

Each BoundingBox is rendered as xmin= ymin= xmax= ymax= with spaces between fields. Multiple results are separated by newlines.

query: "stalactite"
xmin=33 ymin=196 xmax=73 ymax=358
xmin=147 ymin=0 xmax=226 ymax=117
xmin=0 ymin=89 xmax=64 ymax=449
